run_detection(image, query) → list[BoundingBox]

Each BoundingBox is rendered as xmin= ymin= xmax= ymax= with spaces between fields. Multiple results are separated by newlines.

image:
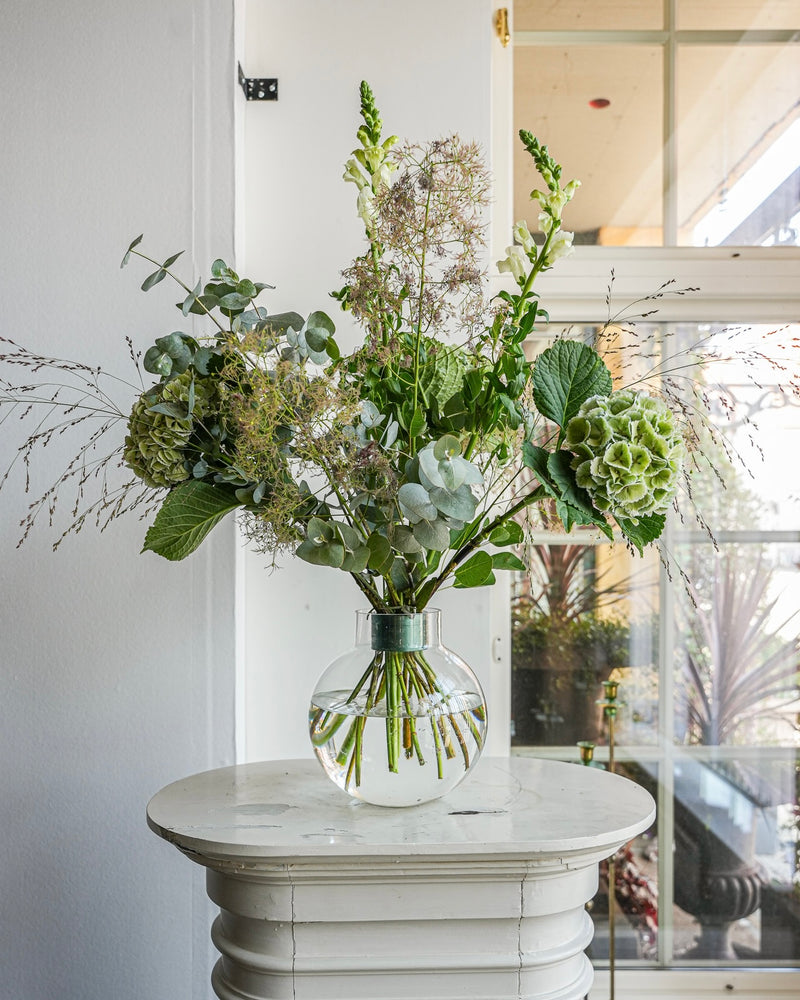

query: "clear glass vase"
xmin=309 ymin=609 xmax=487 ymax=807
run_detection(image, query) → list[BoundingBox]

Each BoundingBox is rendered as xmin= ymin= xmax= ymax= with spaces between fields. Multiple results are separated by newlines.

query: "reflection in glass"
xmin=677 ymin=0 xmax=800 ymax=30
xmin=511 ymin=541 xmax=660 ymax=747
xmin=674 ymin=542 xmax=800 ymax=748
xmin=677 ymin=44 xmax=800 ymax=246
xmin=515 ymin=0 xmax=663 ymax=31
xmin=671 ymin=753 xmax=800 ymax=963
xmin=514 ymin=46 xmax=663 ymax=246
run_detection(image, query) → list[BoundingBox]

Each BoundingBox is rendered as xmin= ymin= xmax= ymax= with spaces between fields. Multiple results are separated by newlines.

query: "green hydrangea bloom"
xmin=565 ymin=389 xmax=684 ymax=522
xmin=124 ymin=371 xmax=217 ymax=488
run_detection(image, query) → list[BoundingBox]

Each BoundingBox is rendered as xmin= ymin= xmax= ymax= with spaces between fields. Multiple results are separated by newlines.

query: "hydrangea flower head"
xmin=565 ymin=389 xmax=684 ymax=522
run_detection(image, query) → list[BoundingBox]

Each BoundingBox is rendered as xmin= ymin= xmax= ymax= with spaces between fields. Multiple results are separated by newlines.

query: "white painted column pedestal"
xmin=147 ymin=757 xmax=654 ymax=1000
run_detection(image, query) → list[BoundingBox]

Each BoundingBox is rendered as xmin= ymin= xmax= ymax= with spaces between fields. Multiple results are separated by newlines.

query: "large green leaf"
xmin=454 ymin=550 xmax=496 ymax=589
xmin=142 ymin=482 xmax=241 ymax=561
xmin=532 ymin=340 xmax=612 ymax=428
xmin=616 ymin=512 xmax=666 ymax=555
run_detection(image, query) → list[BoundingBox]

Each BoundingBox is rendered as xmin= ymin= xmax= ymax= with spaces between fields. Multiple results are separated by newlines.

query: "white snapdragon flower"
xmin=512 ymin=220 xmax=535 ymax=253
xmin=357 ymin=188 xmax=377 ymax=227
xmin=538 ymin=210 xmax=556 ymax=234
xmin=497 ymin=244 xmax=528 ymax=283
xmin=343 ymin=158 xmax=368 ymax=190
xmin=544 ymin=230 xmax=575 ymax=266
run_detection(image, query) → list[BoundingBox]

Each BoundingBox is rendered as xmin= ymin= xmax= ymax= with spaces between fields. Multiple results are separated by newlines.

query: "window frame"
xmin=504 ymin=6 xmax=800 ymax=989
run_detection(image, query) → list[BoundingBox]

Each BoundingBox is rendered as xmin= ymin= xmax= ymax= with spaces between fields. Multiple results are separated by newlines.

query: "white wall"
xmin=0 ymin=3 xmax=236 ymax=999
xmin=239 ymin=0 xmax=512 ymax=762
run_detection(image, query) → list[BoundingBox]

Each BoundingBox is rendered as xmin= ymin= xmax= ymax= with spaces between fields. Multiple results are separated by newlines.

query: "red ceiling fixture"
xmin=589 ymin=98 xmax=611 ymax=109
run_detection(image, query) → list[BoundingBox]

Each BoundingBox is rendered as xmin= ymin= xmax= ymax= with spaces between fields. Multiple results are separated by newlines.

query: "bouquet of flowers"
xmin=1 ymin=83 xmax=687 ymax=799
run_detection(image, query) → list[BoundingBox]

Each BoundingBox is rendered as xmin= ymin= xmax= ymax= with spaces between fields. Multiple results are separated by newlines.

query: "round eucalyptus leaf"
xmin=412 ymin=518 xmax=450 ymax=552
xmin=397 ymin=482 xmax=437 ymax=523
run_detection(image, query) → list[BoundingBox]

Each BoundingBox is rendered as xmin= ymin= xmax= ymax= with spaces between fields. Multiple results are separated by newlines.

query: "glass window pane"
xmin=514 ymin=0 xmax=663 ymax=31
xmin=672 ymin=752 xmax=800 ymax=963
xmin=514 ymin=46 xmax=663 ymax=246
xmin=674 ymin=323 xmax=800 ymax=532
xmin=677 ymin=44 xmax=800 ymax=246
xmin=677 ymin=0 xmax=800 ymax=30
xmin=673 ymin=541 xmax=800 ymax=748
xmin=511 ymin=543 xmax=660 ymax=747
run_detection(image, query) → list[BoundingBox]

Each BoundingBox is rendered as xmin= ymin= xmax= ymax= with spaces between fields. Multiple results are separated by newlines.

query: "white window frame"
xmin=497 ymin=249 xmax=800 ymax=997
xmin=501 ymin=7 xmax=800 ymax=993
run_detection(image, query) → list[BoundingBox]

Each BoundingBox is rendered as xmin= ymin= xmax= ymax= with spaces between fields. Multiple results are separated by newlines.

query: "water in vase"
xmin=309 ymin=688 xmax=487 ymax=807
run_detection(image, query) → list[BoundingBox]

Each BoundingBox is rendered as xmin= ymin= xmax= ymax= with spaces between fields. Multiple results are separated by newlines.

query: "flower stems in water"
xmin=309 ymin=649 xmax=485 ymax=793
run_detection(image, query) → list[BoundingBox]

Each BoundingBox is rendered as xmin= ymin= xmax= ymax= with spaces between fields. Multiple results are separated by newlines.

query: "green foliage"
xmin=532 ymin=340 xmax=612 ymax=430
xmin=1 ymin=81 xmax=685 ymax=613
xmin=113 ymin=87 xmax=681 ymax=606
xmin=142 ymin=480 xmax=242 ymax=560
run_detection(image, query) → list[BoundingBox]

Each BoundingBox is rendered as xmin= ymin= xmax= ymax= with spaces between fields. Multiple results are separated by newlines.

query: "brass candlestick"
xmin=596 ymin=678 xmax=624 ymax=1000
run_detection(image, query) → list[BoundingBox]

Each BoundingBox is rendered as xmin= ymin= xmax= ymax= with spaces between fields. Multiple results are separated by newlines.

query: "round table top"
xmin=147 ymin=756 xmax=655 ymax=866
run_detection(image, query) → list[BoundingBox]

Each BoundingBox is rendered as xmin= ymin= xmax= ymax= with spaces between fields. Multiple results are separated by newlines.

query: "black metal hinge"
xmin=238 ymin=62 xmax=278 ymax=101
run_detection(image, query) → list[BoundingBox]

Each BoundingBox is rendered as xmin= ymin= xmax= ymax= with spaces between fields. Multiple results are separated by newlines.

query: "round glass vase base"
xmin=310 ymin=694 xmax=486 ymax=808
xmin=308 ymin=609 xmax=488 ymax=808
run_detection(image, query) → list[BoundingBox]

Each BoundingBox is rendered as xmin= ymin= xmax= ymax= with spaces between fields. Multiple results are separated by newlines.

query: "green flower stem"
xmin=385 ymin=652 xmax=401 ymax=773
xmin=328 ymin=647 xmax=478 ymax=791
xmin=416 ymin=485 xmax=548 ymax=607
xmin=311 ymin=659 xmax=377 ymax=749
xmin=396 ymin=666 xmax=425 ymax=764
xmin=430 ymin=705 xmax=445 ymax=779
xmin=129 ymin=249 xmax=226 ymax=334
xmin=410 ymin=185 xmax=434 ymax=445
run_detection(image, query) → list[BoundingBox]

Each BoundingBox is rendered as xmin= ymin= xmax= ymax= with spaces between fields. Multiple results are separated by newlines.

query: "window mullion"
xmin=663 ymin=0 xmax=678 ymax=246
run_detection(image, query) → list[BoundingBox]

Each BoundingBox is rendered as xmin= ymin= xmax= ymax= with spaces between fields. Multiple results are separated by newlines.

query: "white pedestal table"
xmin=147 ymin=756 xmax=655 ymax=1000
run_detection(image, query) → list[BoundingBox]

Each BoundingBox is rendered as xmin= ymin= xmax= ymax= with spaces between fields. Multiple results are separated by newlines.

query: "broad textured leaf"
xmin=547 ymin=450 xmax=597 ymax=519
xmin=193 ymin=346 xmax=217 ymax=376
xmin=142 ymin=482 xmax=241 ymax=561
xmin=616 ymin=512 xmax=666 ymax=555
xmin=146 ymin=400 xmax=188 ymax=420
xmin=521 ymin=443 xmax=557 ymax=497
xmin=532 ymin=340 xmax=612 ymax=427
xmin=454 ymin=551 xmax=496 ymax=589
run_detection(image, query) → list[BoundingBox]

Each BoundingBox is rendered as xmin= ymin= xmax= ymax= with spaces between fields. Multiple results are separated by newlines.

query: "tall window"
xmin=508 ymin=1 xmax=800 ymax=991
